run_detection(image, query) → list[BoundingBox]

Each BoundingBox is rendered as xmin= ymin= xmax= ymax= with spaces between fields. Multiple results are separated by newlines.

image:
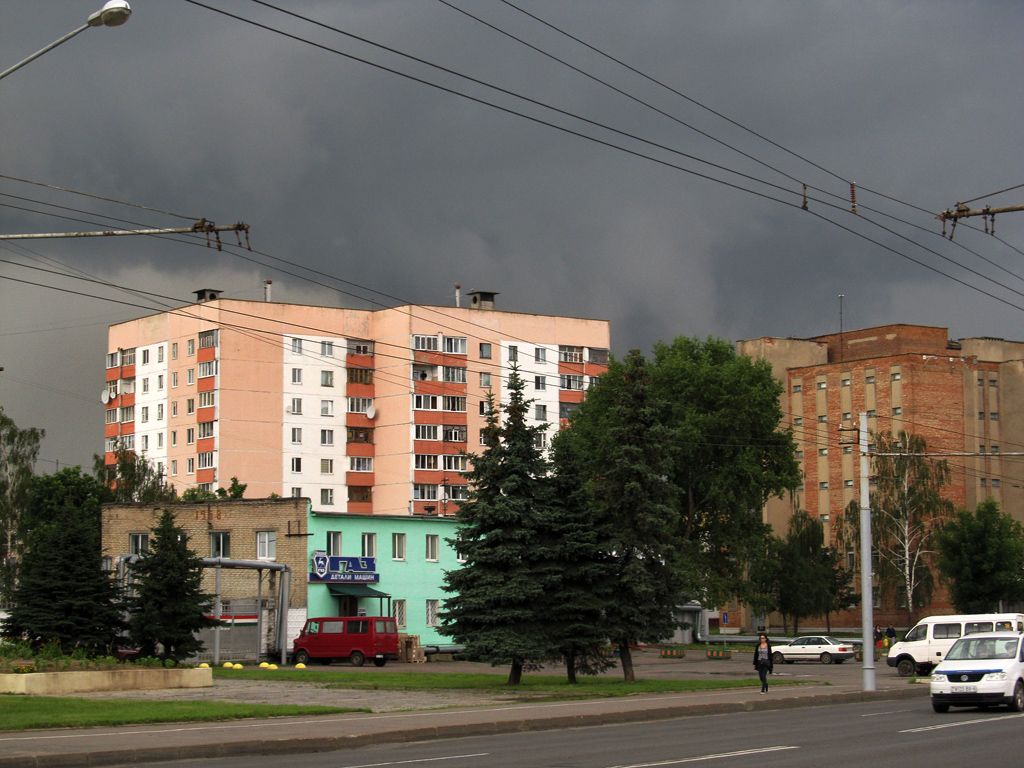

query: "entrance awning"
xmin=326 ymin=584 xmax=391 ymax=598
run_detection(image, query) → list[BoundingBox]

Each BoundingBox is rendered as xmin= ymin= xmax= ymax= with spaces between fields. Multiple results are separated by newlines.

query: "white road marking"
xmin=861 ymin=709 xmax=911 ymax=717
xmin=340 ymin=753 xmax=489 ymax=767
xmin=901 ymin=713 xmax=1024 ymax=732
xmin=608 ymin=746 xmax=799 ymax=767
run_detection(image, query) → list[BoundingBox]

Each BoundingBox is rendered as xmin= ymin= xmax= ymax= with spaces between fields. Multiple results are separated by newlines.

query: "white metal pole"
xmin=860 ymin=412 xmax=876 ymax=690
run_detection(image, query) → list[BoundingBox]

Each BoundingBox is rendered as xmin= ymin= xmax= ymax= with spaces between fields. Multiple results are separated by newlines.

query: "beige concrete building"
xmin=104 ymin=291 xmax=610 ymax=515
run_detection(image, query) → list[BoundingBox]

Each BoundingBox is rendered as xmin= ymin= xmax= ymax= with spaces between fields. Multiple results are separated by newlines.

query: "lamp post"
xmin=0 ymin=2 xmax=132 ymax=82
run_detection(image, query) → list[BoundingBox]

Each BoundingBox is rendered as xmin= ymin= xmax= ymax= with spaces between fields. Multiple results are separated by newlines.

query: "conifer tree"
xmin=440 ymin=369 xmax=551 ymax=685
xmin=128 ymin=510 xmax=217 ymax=662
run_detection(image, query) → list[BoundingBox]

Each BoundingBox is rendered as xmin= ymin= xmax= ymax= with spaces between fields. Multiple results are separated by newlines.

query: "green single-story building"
xmin=305 ymin=511 xmax=461 ymax=646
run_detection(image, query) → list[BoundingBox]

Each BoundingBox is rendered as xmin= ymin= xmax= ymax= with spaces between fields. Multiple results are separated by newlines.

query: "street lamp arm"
xmin=0 ymin=25 xmax=90 ymax=82
xmin=0 ymin=221 xmax=252 ymax=251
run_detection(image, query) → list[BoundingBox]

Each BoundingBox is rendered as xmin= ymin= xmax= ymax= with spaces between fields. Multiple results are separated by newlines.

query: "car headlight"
xmin=931 ymin=673 xmax=946 ymax=683
xmin=986 ymin=672 xmax=1009 ymax=681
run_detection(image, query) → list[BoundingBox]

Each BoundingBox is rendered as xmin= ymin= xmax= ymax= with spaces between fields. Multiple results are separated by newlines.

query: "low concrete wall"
xmin=0 ymin=666 xmax=212 ymax=695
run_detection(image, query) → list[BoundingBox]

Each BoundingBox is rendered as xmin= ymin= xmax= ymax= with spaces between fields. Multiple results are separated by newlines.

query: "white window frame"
xmin=392 ymin=533 xmax=406 ymax=561
xmin=257 ymin=531 xmax=276 ymax=560
xmin=426 ymin=534 xmax=439 ymax=562
xmin=415 ymin=424 xmax=439 ymax=441
xmin=362 ymin=532 xmax=377 ymax=558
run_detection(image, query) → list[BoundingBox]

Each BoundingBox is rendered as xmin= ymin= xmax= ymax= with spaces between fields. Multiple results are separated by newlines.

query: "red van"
xmin=292 ymin=616 xmax=399 ymax=667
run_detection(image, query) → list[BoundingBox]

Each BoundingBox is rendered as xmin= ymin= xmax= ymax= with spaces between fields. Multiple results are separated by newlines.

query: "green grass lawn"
xmin=0 ymin=696 xmax=367 ymax=732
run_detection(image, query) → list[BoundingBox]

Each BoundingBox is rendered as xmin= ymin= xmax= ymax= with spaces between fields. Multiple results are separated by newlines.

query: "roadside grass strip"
xmin=0 ymin=696 xmax=367 ymax=731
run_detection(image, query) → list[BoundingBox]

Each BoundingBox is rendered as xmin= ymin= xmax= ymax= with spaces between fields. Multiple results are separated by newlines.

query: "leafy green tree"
xmin=776 ymin=511 xmax=826 ymax=636
xmin=440 ymin=370 xmax=552 ymax=685
xmin=837 ymin=430 xmax=953 ymax=627
xmin=181 ymin=486 xmax=218 ymax=501
xmin=2 ymin=471 xmax=122 ymax=651
xmin=0 ymin=407 xmax=44 ymax=605
xmin=127 ymin=510 xmax=217 ymax=662
xmin=216 ymin=477 xmax=247 ymax=499
xmin=819 ymin=546 xmax=859 ymax=633
xmin=650 ymin=337 xmax=800 ymax=607
xmin=935 ymin=498 xmax=1024 ymax=613
xmin=544 ymin=431 xmax=615 ymax=683
xmin=93 ymin=441 xmax=176 ymax=503
xmin=564 ymin=350 xmax=681 ymax=682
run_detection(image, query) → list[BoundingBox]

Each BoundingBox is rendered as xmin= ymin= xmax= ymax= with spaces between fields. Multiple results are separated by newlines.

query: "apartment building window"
xmin=479 ymin=342 xmax=492 ymax=359
xmin=122 ymin=348 xmax=136 ymax=365
xmin=992 ymin=479 xmax=1002 ymax=488
xmin=321 ymin=429 xmax=334 ymax=446
xmin=142 ymin=378 xmax=149 ymax=394
xmin=979 ymin=411 xmax=985 ymax=420
xmin=990 ymin=379 xmax=999 ymax=388
xmin=415 ymin=424 xmax=439 ymax=441
xmin=560 ymin=374 xmax=584 ymax=391
xmin=393 ymin=533 xmax=406 ymax=561
xmin=349 ymin=486 xmax=372 ymax=503
xmin=991 ymin=412 xmax=1000 ymax=421
xmin=841 ymin=377 xmax=850 ymax=387
xmin=559 ymin=402 xmax=579 ymax=419
xmin=292 ymin=338 xmax=303 ymax=354
xmin=321 ymin=370 xmax=334 ymax=387
xmin=348 ymin=368 xmax=373 ymax=384
xmin=105 ymin=408 xmax=118 ymax=425
xmin=186 ymin=457 xmax=195 ymax=476
xmin=480 ymin=429 xmax=489 ymax=446
xmin=348 ymin=339 xmax=373 ymax=356
xmin=362 ymin=533 xmax=376 ymax=558
xmin=321 ymin=340 xmax=334 ymax=357
xmin=842 ymin=412 xmax=851 ymax=421
xmin=187 ymin=340 xmax=195 ymax=356
xmin=106 ymin=351 xmax=119 ymax=368
xmin=187 ymin=369 xmax=195 ymax=385
xmin=350 ymin=457 xmax=373 ymax=472
xmin=426 ymin=534 xmax=439 ymax=562
xmin=414 ymin=484 xmax=438 ymax=501
xmin=980 ymin=478 xmax=988 ymax=487
xmin=867 ymin=409 xmax=877 ymax=417
xmin=535 ymin=375 xmax=546 ymax=390
xmin=892 ymin=407 xmax=902 ymax=415
xmin=992 ymin=445 xmax=1000 ymax=454
xmin=187 ymin=398 xmax=195 ymax=415
xmin=844 ymin=479 xmax=854 ymax=488
xmin=198 ymin=452 xmax=214 ymax=470
xmin=817 ymin=415 xmax=828 ymax=423
xmin=443 ymin=366 xmax=467 ymax=383
xmin=816 ymin=381 xmax=827 ymax=390
xmin=413 ymin=335 xmax=439 ymax=351
xmin=348 ymin=397 xmax=372 ymax=414
xmin=980 ymin=445 xmax=987 ymax=453
xmin=415 ymin=454 xmax=439 ymax=470
xmin=321 ymin=458 xmax=333 ymax=474
xmin=818 ymin=448 xmax=828 ymax=456
xmin=443 ymin=396 xmax=467 ymax=412
xmin=426 ymin=599 xmax=440 ymax=627
xmin=443 ymin=455 xmax=468 ymax=472
xmin=120 ymin=405 xmax=134 ymax=422
xmin=291 ymin=368 xmax=302 ymax=384
xmin=129 ymin=533 xmax=149 ymax=555
xmin=141 ymin=435 xmax=149 ymax=451
xmin=198 ymin=391 xmax=214 ymax=408
xmin=186 ymin=428 xmax=195 ymax=445
xmin=199 ymin=329 xmax=219 ymax=349
xmin=257 ymin=531 xmax=276 ymax=560
xmin=534 ymin=432 xmax=547 ymax=449
xmin=172 ymin=372 xmax=178 ymax=388
xmin=479 ymin=372 xmax=491 ymax=388
xmin=291 ymin=457 xmax=302 ymax=472
xmin=443 ymin=425 xmax=467 ymax=443
xmin=394 ymin=599 xmax=407 ymax=629
xmin=847 ymin=547 xmax=856 ymax=569
xmin=157 ymin=404 xmax=166 ymax=421
xmin=792 ymin=384 xmax=802 ymax=393
xmin=414 ymin=394 xmax=439 ymax=410
xmin=157 ymin=433 xmax=163 ymax=448
xmin=843 ymin=446 xmax=853 ymax=454
xmin=171 ymin=430 xmax=177 ymax=447
xmin=291 ymin=487 xmax=302 ymax=498
xmin=171 ymin=342 xmax=178 ymax=360
xmin=446 ymin=484 xmax=469 ymax=500
xmin=535 ymin=404 xmax=547 ymax=421
xmin=508 ymin=345 xmax=518 ymax=362
xmin=120 ymin=378 xmax=135 ymax=394
xmin=559 ymin=345 xmax=583 ymax=363
xmin=157 ymin=375 xmax=164 ymax=391
xmin=535 ymin=347 xmax=546 ymax=363
xmin=171 ymin=460 xmax=178 ymax=476
xmin=327 ymin=531 xmax=342 ymax=556
xmin=321 ymin=399 xmax=334 ymax=417
xmin=444 ymin=337 xmax=467 ymax=354
xmin=122 ymin=435 xmax=135 ymax=451
xmin=290 ymin=397 xmax=302 ymax=415
xmin=588 ymin=348 xmax=609 ymax=364
xmin=891 ymin=372 xmax=901 ymax=381
xmin=865 ymin=375 xmax=876 ymax=384
xmin=291 ymin=427 xmax=302 ymax=444
xmin=106 ymin=380 xmax=118 ymax=399
xmin=321 ymin=488 xmax=334 ymax=506
xmin=347 ymin=427 xmax=373 ymax=443
xmin=795 ymin=450 xmax=804 ymax=459
xmin=819 ymin=481 xmax=829 ymax=490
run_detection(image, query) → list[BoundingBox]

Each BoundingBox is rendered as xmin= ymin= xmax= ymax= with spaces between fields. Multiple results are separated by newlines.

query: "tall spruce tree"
xmin=128 ymin=510 xmax=217 ymax=662
xmin=564 ymin=350 xmax=681 ymax=682
xmin=440 ymin=369 xmax=552 ymax=685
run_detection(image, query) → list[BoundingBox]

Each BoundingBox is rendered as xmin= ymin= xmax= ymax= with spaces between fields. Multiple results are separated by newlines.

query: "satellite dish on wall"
xmin=365 ymin=405 xmax=377 ymax=420
xmin=101 ymin=390 xmax=110 ymax=404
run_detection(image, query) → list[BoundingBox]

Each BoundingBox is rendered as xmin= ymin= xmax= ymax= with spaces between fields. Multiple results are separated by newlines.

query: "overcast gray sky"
xmin=3 ymin=1 xmax=1024 ymax=470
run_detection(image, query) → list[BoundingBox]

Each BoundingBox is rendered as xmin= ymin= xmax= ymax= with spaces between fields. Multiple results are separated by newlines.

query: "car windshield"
xmin=946 ymin=636 xmax=1018 ymax=661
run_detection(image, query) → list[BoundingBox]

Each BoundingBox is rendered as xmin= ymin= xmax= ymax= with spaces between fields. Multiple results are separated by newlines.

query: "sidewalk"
xmin=0 ymin=655 xmax=926 ymax=768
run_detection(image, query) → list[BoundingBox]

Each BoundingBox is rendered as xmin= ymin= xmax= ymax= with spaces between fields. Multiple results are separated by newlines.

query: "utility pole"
xmin=859 ymin=412 xmax=875 ymax=691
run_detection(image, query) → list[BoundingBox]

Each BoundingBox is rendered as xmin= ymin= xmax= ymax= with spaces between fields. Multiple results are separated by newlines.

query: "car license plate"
xmin=951 ymin=685 xmax=977 ymax=693
xmin=376 ymin=654 xmax=384 ymax=658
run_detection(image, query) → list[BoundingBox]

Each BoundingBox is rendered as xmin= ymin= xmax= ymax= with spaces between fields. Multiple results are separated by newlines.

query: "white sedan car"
xmin=771 ymin=636 xmax=856 ymax=665
xmin=930 ymin=632 xmax=1024 ymax=713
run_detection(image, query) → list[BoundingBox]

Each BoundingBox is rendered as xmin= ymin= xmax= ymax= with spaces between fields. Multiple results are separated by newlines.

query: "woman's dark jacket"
xmin=753 ymin=641 xmax=774 ymax=672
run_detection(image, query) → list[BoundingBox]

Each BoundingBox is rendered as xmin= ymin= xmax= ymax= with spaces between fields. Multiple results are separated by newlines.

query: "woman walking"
xmin=753 ymin=634 xmax=773 ymax=694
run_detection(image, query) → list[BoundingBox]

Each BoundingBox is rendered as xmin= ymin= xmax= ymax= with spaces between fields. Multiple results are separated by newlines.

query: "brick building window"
xmin=257 ymin=531 xmax=276 ymax=560
xmin=210 ymin=532 xmax=230 ymax=558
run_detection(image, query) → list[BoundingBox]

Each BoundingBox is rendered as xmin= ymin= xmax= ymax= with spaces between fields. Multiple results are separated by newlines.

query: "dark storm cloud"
xmin=3 ymin=1 xmax=1024 ymax=467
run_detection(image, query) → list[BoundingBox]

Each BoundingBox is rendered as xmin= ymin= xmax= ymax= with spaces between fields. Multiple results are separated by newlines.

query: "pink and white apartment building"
xmin=104 ymin=290 xmax=609 ymax=514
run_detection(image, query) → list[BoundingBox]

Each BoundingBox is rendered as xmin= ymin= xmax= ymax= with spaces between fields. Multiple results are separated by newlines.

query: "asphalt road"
xmin=153 ymin=697 xmax=1024 ymax=768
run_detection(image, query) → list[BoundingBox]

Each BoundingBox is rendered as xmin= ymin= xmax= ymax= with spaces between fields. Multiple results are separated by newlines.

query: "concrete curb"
xmin=0 ymin=687 xmax=927 ymax=768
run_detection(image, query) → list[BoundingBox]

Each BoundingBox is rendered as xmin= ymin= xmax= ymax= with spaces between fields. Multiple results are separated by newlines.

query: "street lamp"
xmin=0 ymin=2 xmax=132 ymax=82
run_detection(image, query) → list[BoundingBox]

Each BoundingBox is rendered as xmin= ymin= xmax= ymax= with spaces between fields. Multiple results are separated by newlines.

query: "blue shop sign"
xmin=309 ymin=550 xmax=380 ymax=583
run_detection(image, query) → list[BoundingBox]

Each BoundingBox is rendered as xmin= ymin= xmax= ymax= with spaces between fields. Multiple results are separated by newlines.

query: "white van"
xmin=887 ymin=613 xmax=1024 ymax=676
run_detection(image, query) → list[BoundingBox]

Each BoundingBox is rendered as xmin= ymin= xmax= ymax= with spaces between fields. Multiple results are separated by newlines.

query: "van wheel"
xmin=932 ymin=700 xmax=949 ymax=713
xmin=294 ymin=650 xmax=310 ymax=665
xmin=349 ymin=651 xmax=365 ymax=667
xmin=897 ymin=658 xmax=916 ymax=677
xmin=1010 ymin=680 xmax=1024 ymax=712
xmin=373 ymin=658 xmax=387 ymax=667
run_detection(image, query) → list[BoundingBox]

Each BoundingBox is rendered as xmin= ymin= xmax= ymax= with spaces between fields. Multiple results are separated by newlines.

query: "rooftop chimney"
xmin=193 ymin=288 xmax=223 ymax=303
xmin=467 ymin=290 xmax=498 ymax=311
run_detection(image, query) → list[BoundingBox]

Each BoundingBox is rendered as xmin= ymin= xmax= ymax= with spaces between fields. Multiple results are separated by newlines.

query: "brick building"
xmin=739 ymin=324 xmax=1024 ymax=627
